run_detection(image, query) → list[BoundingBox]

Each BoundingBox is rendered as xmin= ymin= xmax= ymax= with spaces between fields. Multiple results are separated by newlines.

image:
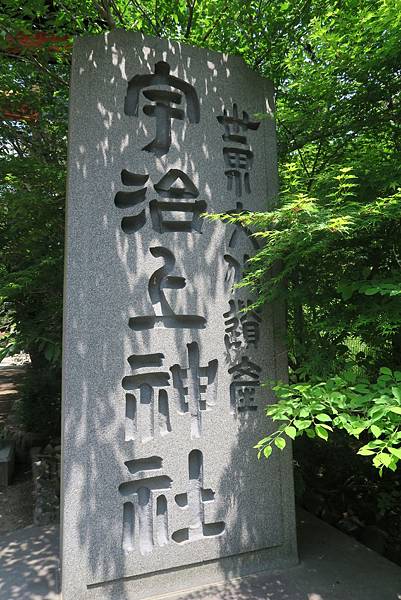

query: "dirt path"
xmin=0 ymin=468 xmax=33 ymax=534
xmin=0 ymin=365 xmax=26 ymax=427
xmin=0 ymin=361 xmax=34 ymax=534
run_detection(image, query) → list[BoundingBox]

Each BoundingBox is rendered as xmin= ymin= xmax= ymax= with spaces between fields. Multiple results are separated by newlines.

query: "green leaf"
xmin=294 ymin=419 xmax=312 ymax=430
xmin=284 ymin=425 xmax=297 ymax=440
xmin=378 ymin=453 xmax=392 ymax=468
xmin=389 ymin=447 xmax=401 ymax=460
xmin=364 ymin=287 xmax=379 ymax=295
xmin=358 ymin=446 xmax=375 ymax=456
xmin=319 ymin=423 xmax=333 ymax=431
xmin=392 ymin=387 xmax=401 ymax=402
xmin=315 ymin=425 xmax=329 ymax=441
xmin=299 ymin=408 xmax=310 ymax=418
xmin=316 ymin=413 xmax=332 ymax=422
xmin=348 ymin=425 xmax=367 ymax=437
xmin=370 ymin=424 xmax=382 ymax=438
xmin=254 ymin=437 xmax=270 ymax=448
xmin=274 ymin=437 xmax=286 ymax=450
xmin=369 ymin=406 xmax=387 ymax=420
xmin=263 ymin=445 xmax=273 ymax=459
xmin=389 ymin=406 xmax=401 ymax=415
xmin=373 ymin=455 xmax=382 ymax=469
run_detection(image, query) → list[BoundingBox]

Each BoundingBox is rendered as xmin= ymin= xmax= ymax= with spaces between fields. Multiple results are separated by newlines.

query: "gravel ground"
xmin=0 ymin=355 xmax=34 ymax=535
xmin=0 ymin=353 xmax=34 ymax=534
xmin=0 ymin=467 xmax=33 ymax=535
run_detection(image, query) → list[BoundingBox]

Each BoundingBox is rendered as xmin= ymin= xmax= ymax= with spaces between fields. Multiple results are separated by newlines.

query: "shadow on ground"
xmin=1 ymin=511 xmax=401 ymax=599
xmin=169 ymin=510 xmax=401 ymax=600
xmin=0 ymin=524 xmax=59 ymax=600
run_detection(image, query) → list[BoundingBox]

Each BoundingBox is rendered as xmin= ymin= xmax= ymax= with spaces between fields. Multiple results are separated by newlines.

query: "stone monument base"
xmin=2 ymin=511 xmax=401 ymax=600
xmin=86 ymin=543 xmax=298 ymax=600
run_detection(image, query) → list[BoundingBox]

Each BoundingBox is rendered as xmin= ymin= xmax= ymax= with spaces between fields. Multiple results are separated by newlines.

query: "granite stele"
xmin=62 ymin=30 xmax=297 ymax=600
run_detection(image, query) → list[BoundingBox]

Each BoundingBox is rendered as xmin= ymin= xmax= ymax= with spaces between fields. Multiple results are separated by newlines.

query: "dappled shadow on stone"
xmin=61 ymin=29 xmax=295 ymax=599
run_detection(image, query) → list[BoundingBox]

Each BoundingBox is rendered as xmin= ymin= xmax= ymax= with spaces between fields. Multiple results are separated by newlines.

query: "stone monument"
xmin=62 ymin=30 xmax=297 ymax=600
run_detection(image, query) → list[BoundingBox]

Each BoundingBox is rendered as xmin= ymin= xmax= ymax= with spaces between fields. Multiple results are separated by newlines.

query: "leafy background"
xmin=0 ymin=0 xmax=401 ymax=561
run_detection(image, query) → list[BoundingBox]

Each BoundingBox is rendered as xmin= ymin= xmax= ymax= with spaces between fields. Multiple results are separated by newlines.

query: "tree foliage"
xmin=210 ymin=0 xmax=401 ymax=469
xmin=0 ymin=0 xmax=400 ymax=460
xmin=255 ymin=368 xmax=401 ymax=474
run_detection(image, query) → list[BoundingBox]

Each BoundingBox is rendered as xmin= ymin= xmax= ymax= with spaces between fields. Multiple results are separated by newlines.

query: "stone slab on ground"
xmin=0 ymin=354 xmax=31 ymax=368
xmin=0 ymin=442 xmax=15 ymax=487
xmin=0 ymin=364 xmax=27 ymax=384
xmin=1 ymin=510 xmax=401 ymax=600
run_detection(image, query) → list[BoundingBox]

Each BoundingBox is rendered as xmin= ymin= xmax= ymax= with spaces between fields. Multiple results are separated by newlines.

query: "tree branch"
xmin=185 ymin=0 xmax=197 ymax=39
xmin=0 ymin=32 xmax=69 ymax=89
xmin=278 ymin=119 xmax=310 ymax=178
xmin=109 ymin=0 xmax=126 ymax=26
xmin=202 ymin=1 xmax=229 ymax=43
xmin=130 ymin=0 xmax=160 ymax=36
xmin=307 ymin=138 xmax=323 ymax=191
xmin=93 ymin=0 xmax=117 ymax=28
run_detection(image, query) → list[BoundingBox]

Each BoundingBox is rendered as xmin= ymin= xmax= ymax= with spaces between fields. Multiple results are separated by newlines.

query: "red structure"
xmin=5 ymin=31 xmax=70 ymax=54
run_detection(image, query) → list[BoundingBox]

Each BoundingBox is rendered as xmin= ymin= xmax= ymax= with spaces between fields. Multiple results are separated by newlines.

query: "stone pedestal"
xmin=0 ymin=441 xmax=15 ymax=487
xmin=62 ymin=31 xmax=297 ymax=600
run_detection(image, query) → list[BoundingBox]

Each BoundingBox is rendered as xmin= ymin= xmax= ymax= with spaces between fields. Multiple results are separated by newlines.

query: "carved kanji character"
xmin=171 ymin=342 xmax=218 ymax=438
xmin=224 ymin=299 xmax=261 ymax=352
xmin=150 ymin=169 xmax=206 ymax=233
xmin=129 ymin=247 xmax=206 ymax=331
xmin=223 ymin=147 xmax=253 ymax=196
xmin=119 ymin=456 xmax=172 ymax=555
xmin=228 ymin=356 xmax=261 ymax=413
xmin=122 ymin=353 xmax=171 ymax=443
xmin=223 ymin=300 xmax=242 ymax=352
xmin=217 ymin=103 xmax=260 ymax=197
xmin=172 ymin=450 xmax=225 ymax=543
xmin=125 ymin=61 xmax=200 ymax=156
xmin=217 ymin=103 xmax=260 ymax=143
xmin=114 ymin=168 xmax=207 ymax=234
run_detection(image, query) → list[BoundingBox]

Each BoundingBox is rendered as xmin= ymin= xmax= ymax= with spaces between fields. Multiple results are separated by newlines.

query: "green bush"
xmin=17 ymin=367 xmax=61 ymax=438
xmin=256 ymin=368 xmax=401 ymax=474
